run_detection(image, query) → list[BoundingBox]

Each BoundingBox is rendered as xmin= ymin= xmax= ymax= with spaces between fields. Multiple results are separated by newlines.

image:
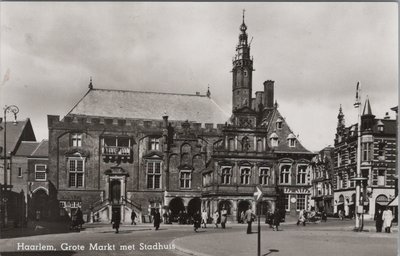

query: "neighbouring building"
xmin=47 ymin=15 xmax=315 ymax=223
xmin=0 ymin=119 xmax=37 ymax=226
xmin=333 ymin=101 xmax=397 ymax=219
xmin=310 ymin=146 xmax=334 ymax=215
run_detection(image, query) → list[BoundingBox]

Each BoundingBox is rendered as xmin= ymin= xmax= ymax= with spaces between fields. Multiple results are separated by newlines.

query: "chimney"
xmin=255 ymin=91 xmax=264 ymax=110
xmin=263 ymin=80 xmax=274 ymax=109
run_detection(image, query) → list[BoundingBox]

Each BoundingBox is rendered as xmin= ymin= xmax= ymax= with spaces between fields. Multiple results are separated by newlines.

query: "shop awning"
xmin=388 ymin=196 xmax=398 ymax=207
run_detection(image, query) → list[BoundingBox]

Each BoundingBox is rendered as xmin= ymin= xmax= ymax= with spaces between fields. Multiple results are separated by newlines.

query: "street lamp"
xmin=1 ymin=105 xmax=19 ymax=228
xmin=352 ymin=82 xmax=363 ymax=232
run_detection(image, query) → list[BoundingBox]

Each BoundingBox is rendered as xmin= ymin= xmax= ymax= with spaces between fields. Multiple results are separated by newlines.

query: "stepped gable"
xmin=266 ymin=108 xmax=311 ymax=154
xmin=67 ymin=88 xmax=230 ymax=124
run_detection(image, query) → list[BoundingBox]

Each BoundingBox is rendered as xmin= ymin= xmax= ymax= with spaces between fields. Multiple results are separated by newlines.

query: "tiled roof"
xmin=15 ymin=141 xmax=39 ymax=156
xmin=0 ymin=119 xmax=36 ymax=156
xmin=31 ymin=140 xmax=48 ymax=157
xmin=266 ymin=109 xmax=312 ymax=154
xmin=68 ymin=89 xmax=230 ymax=124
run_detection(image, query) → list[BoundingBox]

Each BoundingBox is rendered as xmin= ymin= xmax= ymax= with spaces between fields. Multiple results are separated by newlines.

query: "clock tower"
xmin=232 ymin=11 xmax=253 ymax=112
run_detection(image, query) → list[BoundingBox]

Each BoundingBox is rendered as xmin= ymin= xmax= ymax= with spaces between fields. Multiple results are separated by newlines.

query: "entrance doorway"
xmin=110 ymin=179 xmax=121 ymax=205
xmin=31 ymin=189 xmax=49 ymax=220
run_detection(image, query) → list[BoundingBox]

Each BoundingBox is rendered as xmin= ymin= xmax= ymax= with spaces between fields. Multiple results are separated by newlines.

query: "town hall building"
xmin=47 ymin=15 xmax=315 ymax=223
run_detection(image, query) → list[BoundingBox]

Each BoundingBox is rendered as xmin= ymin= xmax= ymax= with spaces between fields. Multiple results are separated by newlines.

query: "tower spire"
xmin=88 ymin=76 xmax=93 ymax=90
xmin=242 ymin=9 xmax=245 ymax=24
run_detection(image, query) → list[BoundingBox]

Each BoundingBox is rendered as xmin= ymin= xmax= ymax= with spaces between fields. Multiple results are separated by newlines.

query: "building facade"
xmin=333 ymin=101 xmax=397 ymax=219
xmin=47 ymin=16 xmax=315 ymax=223
xmin=310 ymin=146 xmax=334 ymax=215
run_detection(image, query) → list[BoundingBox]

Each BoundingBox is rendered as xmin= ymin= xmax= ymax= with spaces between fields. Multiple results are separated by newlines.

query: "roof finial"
xmin=88 ymin=76 xmax=93 ymax=90
xmin=243 ymin=9 xmax=245 ymax=23
xmin=207 ymin=85 xmax=211 ymax=98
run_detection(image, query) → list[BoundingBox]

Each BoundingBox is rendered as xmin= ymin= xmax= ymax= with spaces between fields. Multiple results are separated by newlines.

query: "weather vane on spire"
xmin=243 ymin=9 xmax=245 ymax=23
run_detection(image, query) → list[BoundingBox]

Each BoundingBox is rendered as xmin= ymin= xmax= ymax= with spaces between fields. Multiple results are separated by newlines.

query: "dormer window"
xmin=269 ymin=132 xmax=279 ymax=147
xmin=276 ymin=118 xmax=283 ymax=130
xmin=287 ymin=134 xmax=296 ymax=147
xmin=377 ymin=120 xmax=384 ymax=132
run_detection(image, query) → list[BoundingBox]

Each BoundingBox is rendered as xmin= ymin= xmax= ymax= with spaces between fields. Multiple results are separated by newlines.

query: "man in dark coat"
xmin=111 ymin=210 xmax=121 ymax=233
xmin=153 ymin=209 xmax=161 ymax=230
xmin=193 ymin=210 xmax=201 ymax=232
xmin=75 ymin=208 xmax=84 ymax=229
xmin=131 ymin=211 xmax=137 ymax=225
xmin=375 ymin=208 xmax=383 ymax=232
xmin=273 ymin=208 xmax=280 ymax=231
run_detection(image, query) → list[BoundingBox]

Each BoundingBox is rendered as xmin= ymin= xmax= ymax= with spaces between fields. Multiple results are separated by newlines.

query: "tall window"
xmin=68 ymin=159 xmax=84 ymax=187
xmin=221 ymin=167 xmax=232 ymax=184
xmin=378 ymin=143 xmax=386 ymax=160
xmin=228 ymin=138 xmax=235 ymax=151
xmin=349 ymin=170 xmax=355 ymax=188
xmin=18 ymin=167 xmax=22 ymax=177
xmin=35 ymin=164 xmax=47 ymax=181
xmin=259 ymin=167 xmax=270 ymax=185
xmin=280 ymin=165 xmax=291 ymax=184
xmin=149 ymin=137 xmax=160 ymax=151
xmin=240 ymin=167 xmax=251 ymax=185
xmin=147 ymin=161 xmax=161 ymax=189
xmin=180 ymin=170 xmax=192 ymax=189
xmin=362 ymin=142 xmax=373 ymax=161
xmin=71 ymin=133 xmax=82 ymax=147
xmin=256 ymin=139 xmax=263 ymax=152
xmin=296 ymin=195 xmax=306 ymax=210
xmin=296 ymin=165 xmax=307 ymax=185
xmin=271 ymin=137 xmax=278 ymax=147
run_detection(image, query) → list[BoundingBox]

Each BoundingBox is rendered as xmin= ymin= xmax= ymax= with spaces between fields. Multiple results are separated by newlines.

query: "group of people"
xmin=375 ymin=207 xmax=394 ymax=233
xmin=192 ymin=207 xmax=228 ymax=232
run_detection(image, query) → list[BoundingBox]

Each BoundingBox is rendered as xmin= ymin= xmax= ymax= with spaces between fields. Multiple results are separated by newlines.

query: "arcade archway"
xmin=169 ymin=197 xmax=185 ymax=222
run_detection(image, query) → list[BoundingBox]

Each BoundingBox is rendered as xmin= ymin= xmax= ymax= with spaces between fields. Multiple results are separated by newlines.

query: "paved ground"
xmin=0 ymin=219 xmax=398 ymax=256
xmin=174 ymin=220 xmax=398 ymax=256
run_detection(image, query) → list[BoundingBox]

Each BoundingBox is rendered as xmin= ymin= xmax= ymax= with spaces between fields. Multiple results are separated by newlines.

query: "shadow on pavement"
xmin=263 ymin=249 xmax=279 ymax=256
xmin=1 ymin=251 xmax=76 ymax=256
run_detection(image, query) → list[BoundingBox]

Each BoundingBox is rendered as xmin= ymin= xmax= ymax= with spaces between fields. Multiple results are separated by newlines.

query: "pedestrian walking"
xmin=153 ymin=208 xmax=161 ymax=231
xmin=213 ymin=210 xmax=219 ymax=228
xmin=321 ymin=210 xmax=327 ymax=222
xmin=111 ymin=210 xmax=121 ymax=234
xmin=338 ymin=209 xmax=344 ymax=220
xmin=297 ymin=209 xmax=306 ymax=226
xmin=193 ymin=210 xmax=201 ymax=232
xmin=220 ymin=207 xmax=228 ymax=229
xmin=375 ymin=208 xmax=383 ymax=232
xmin=244 ymin=206 xmax=256 ymax=234
xmin=272 ymin=208 xmax=280 ymax=231
xmin=131 ymin=210 xmax=137 ymax=225
xmin=201 ymin=210 xmax=208 ymax=228
xmin=240 ymin=211 xmax=245 ymax=224
xmin=75 ymin=207 xmax=84 ymax=229
xmin=382 ymin=207 xmax=393 ymax=233
xmin=265 ymin=209 xmax=273 ymax=228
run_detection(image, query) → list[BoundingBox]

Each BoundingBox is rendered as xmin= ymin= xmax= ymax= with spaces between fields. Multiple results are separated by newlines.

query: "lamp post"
xmin=352 ymin=82 xmax=363 ymax=231
xmin=2 ymin=105 xmax=19 ymax=228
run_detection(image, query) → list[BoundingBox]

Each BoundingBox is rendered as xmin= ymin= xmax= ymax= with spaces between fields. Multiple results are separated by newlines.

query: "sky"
xmin=0 ymin=2 xmax=398 ymax=152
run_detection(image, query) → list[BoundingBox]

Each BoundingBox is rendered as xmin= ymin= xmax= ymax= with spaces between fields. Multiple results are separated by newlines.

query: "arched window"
xmin=256 ymin=139 xmax=263 ymax=152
